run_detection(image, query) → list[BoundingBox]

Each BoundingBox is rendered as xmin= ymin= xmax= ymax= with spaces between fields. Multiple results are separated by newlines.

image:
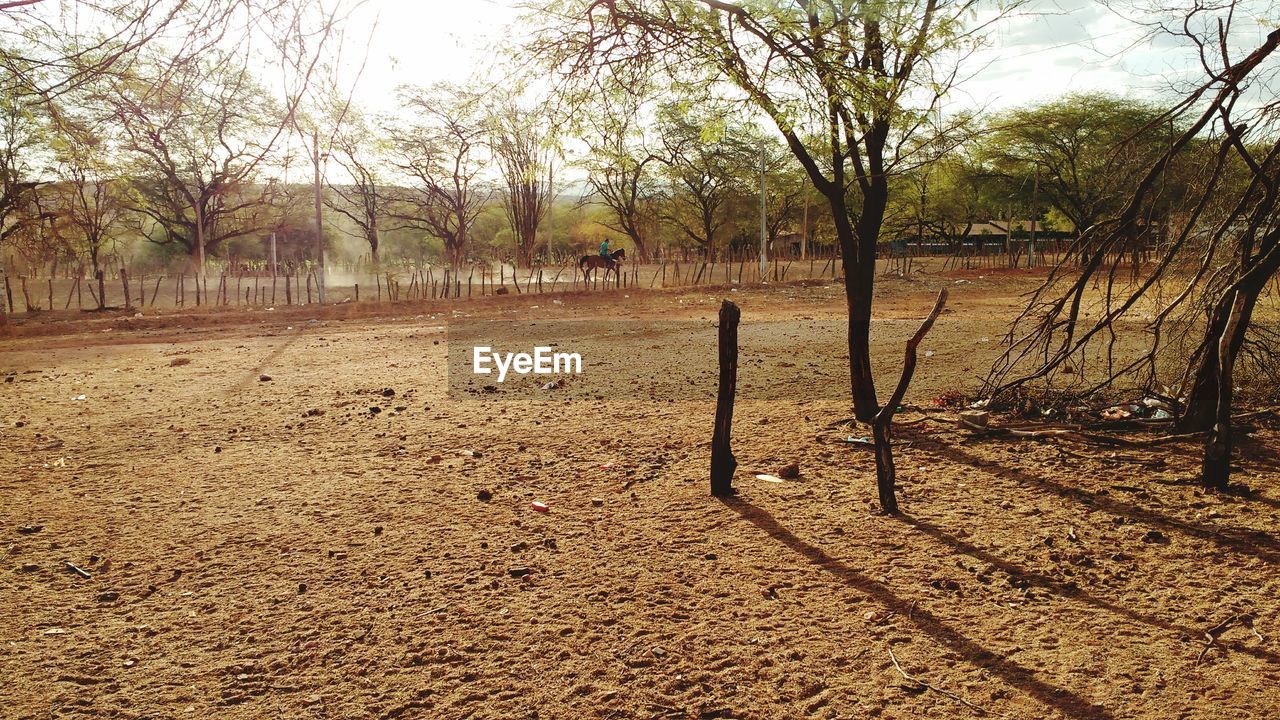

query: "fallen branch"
xmin=958 ymin=417 xmax=1211 ymax=448
xmin=1196 ymin=615 xmax=1239 ymax=665
xmin=1055 ymin=446 xmax=1166 ymax=468
xmin=887 ymin=643 xmax=989 ymax=715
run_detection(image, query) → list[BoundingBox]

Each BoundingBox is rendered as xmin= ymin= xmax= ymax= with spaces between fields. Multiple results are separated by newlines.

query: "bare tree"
xmin=985 ymin=6 xmax=1280 ymax=491
xmin=325 ymin=112 xmax=390 ymax=268
xmin=50 ymin=120 xmax=126 ymax=308
xmin=386 ymin=84 xmax=490 ymax=269
xmin=0 ymin=0 xmax=348 ymax=143
xmin=490 ymin=98 xmax=558 ymax=268
xmin=105 ymin=54 xmax=284 ymax=295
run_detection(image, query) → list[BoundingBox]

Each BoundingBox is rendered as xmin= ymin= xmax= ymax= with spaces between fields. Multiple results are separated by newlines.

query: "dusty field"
xmin=3 ymin=270 xmax=1279 ymax=720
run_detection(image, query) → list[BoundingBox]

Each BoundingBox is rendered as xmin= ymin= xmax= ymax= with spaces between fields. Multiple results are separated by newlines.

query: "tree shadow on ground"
xmin=895 ymin=511 xmax=1280 ymax=666
xmin=721 ymin=495 xmax=1117 ymax=720
xmin=914 ymin=438 xmax=1280 ymax=565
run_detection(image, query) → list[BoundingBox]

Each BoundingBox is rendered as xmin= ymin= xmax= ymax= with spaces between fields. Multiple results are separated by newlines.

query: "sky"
xmin=337 ymin=0 xmax=1279 ymax=117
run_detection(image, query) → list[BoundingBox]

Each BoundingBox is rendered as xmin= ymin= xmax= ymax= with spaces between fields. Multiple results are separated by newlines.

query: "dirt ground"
xmin=3 ymin=268 xmax=1279 ymax=720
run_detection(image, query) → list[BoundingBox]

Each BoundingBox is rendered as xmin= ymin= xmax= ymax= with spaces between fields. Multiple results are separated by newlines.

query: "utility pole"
xmin=919 ymin=170 xmax=927 ymax=247
xmin=270 ymin=232 xmax=278 ymax=277
xmin=801 ymin=196 xmax=808 ymax=260
xmin=313 ymin=130 xmax=325 ymax=304
xmin=1028 ymin=165 xmax=1039 ymax=269
xmin=759 ymin=140 xmax=767 ymax=279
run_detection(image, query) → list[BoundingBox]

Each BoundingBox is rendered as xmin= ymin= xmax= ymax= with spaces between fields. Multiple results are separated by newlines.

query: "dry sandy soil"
xmin=3 ymin=269 xmax=1279 ymax=720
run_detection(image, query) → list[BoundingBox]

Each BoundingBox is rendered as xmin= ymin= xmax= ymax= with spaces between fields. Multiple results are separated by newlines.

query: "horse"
xmin=579 ymin=248 xmax=626 ymax=285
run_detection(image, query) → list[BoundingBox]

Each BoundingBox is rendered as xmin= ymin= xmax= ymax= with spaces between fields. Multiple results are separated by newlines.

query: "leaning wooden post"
xmin=871 ymin=288 xmax=948 ymax=514
xmin=711 ymin=299 xmax=741 ymax=497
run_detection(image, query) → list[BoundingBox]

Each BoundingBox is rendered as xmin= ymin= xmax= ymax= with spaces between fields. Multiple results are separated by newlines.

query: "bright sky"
xmin=338 ymin=0 xmax=524 ymax=116
xmin=339 ymin=0 xmax=1278 ymax=117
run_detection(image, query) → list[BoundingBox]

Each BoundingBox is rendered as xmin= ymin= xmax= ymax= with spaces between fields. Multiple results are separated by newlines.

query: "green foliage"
xmin=977 ymin=93 xmax=1172 ymax=234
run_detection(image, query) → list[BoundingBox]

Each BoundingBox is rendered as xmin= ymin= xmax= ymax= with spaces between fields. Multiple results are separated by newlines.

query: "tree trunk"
xmin=628 ymin=229 xmax=649 ymax=263
xmin=839 ymin=188 xmax=882 ymax=423
xmin=1181 ymin=278 xmax=1263 ymax=431
xmin=517 ymin=231 xmax=535 ymax=269
xmin=1201 ymin=290 xmax=1248 ymax=490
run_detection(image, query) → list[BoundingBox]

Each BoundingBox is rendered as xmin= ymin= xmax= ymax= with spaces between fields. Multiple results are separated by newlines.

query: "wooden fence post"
xmin=711 ymin=299 xmax=741 ymax=497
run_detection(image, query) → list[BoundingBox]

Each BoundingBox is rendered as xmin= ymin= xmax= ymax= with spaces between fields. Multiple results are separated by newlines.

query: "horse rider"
xmin=599 ymin=238 xmax=613 ymax=267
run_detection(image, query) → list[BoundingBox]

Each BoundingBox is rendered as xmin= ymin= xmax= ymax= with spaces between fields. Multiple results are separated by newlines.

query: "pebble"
xmin=476 ymin=489 xmax=492 ymax=502
xmin=778 ymin=462 xmax=801 ymax=479
xmin=259 ymin=374 xmax=272 ymax=382
xmin=508 ymin=567 xmax=530 ymax=578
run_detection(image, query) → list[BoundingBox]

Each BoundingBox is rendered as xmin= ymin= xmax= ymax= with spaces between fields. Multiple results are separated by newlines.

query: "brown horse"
xmin=579 ymin=248 xmax=626 ymax=284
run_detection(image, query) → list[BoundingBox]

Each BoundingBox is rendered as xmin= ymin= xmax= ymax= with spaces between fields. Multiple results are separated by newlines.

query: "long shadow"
xmin=898 ymin=512 xmax=1280 ymax=666
xmin=917 ymin=438 xmax=1280 ymax=565
xmin=1235 ymin=433 xmax=1280 ymax=476
xmin=722 ymin=496 xmax=1117 ymax=720
xmin=227 ymin=332 xmax=301 ymax=396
